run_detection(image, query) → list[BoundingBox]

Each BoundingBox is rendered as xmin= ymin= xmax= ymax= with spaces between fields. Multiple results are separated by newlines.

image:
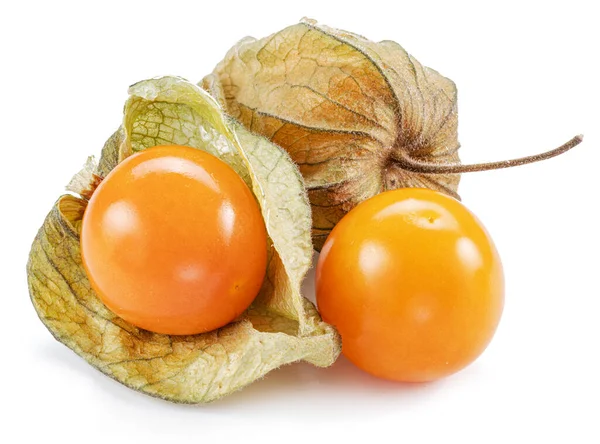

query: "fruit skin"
xmin=315 ymin=188 xmax=504 ymax=382
xmin=80 ymin=145 xmax=267 ymax=335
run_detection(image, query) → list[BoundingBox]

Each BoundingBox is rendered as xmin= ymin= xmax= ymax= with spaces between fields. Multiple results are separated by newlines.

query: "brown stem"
xmin=396 ymin=134 xmax=583 ymax=174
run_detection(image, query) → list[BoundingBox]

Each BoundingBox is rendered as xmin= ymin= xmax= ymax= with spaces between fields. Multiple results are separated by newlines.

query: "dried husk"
xmin=203 ymin=18 xmax=461 ymax=250
xmin=27 ymin=76 xmax=341 ymax=403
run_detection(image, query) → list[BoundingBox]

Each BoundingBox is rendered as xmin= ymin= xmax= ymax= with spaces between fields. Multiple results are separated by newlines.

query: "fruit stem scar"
xmin=395 ymin=134 xmax=583 ymax=175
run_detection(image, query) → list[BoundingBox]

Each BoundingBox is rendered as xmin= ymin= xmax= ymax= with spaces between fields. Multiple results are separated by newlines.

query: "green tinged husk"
xmin=27 ymin=76 xmax=341 ymax=403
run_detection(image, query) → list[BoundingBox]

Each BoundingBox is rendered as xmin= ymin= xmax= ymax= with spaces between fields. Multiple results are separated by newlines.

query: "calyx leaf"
xmin=204 ymin=19 xmax=585 ymax=250
xmin=203 ymin=18 xmax=462 ymax=250
xmin=27 ymin=76 xmax=340 ymax=403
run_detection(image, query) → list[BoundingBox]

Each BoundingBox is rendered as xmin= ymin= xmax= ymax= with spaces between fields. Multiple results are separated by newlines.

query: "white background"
xmin=2 ymin=0 xmax=599 ymax=442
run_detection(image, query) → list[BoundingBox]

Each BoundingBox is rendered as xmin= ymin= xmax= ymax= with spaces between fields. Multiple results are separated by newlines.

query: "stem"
xmin=396 ymin=134 xmax=583 ymax=174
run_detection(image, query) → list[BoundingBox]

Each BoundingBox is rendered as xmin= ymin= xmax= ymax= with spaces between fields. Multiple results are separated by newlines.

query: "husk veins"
xmin=203 ymin=18 xmax=461 ymax=250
